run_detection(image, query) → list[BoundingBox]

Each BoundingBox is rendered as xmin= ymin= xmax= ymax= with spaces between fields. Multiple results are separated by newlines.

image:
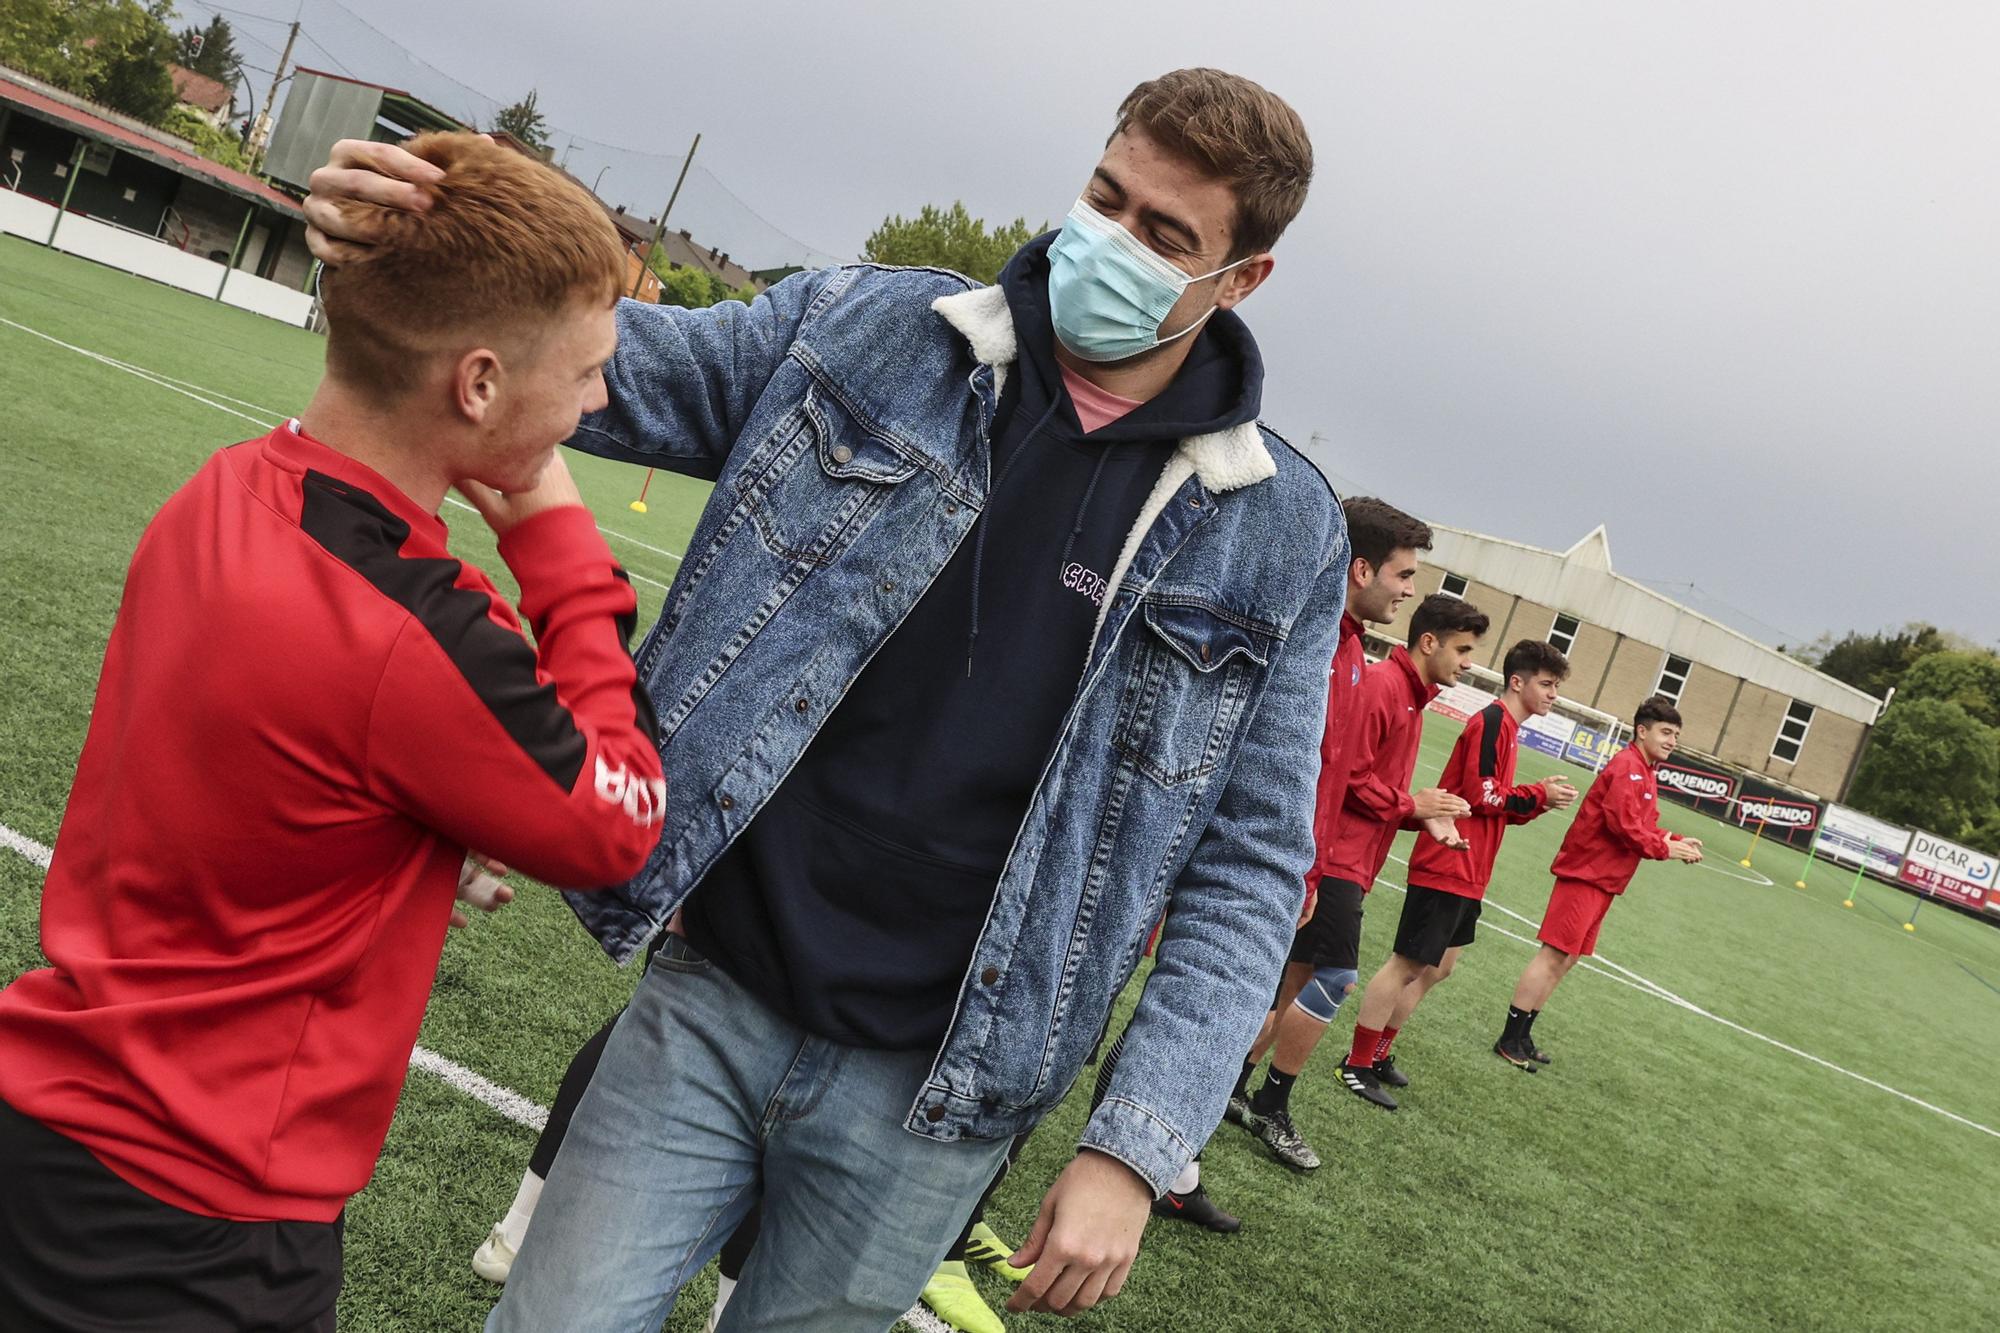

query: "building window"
xmin=1655 ymin=654 xmax=1692 ymax=705
xmin=1772 ymin=700 xmax=1814 ymax=764
xmin=1439 ymin=571 xmax=1468 ymax=599
xmin=1549 ymin=613 xmax=1580 ymax=656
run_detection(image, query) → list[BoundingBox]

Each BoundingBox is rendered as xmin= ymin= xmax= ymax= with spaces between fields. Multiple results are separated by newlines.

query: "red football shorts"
xmin=1537 ymin=879 xmax=1617 ymax=957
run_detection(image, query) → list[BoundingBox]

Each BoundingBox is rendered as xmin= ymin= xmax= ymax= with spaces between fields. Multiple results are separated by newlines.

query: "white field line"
xmin=1375 ymin=854 xmax=2000 ymax=1140
xmin=0 ymin=825 xmax=54 ymax=870
xmin=0 ymin=317 xmax=681 ymax=586
xmin=0 ymin=821 xmax=936 ymax=1329
xmin=406 ymin=1046 xmax=548 ymax=1132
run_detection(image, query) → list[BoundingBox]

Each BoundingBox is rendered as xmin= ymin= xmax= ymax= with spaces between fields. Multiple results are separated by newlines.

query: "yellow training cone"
xmin=628 ymin=500 xmax=648 ymax=513
xmin=1842 ymin=900 xmax=1854 ymax=909
xmin=1903 ymin=921 xmax=1915 ymax=932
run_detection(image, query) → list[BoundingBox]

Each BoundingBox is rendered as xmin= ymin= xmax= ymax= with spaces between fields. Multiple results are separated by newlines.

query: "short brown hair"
xmin=1408 ymin=593 xmax=1489 ymax=648
xmin=321 ymin=132 xmax=626 ymax=396
xmin=1503 ymin=639 xmax=1571 ymax=687
xmin=1113 ymin=68 xmax=1313 ymax=257
xmin=1635 ymin=696 xmax=1683 ymax=729
xmin=1342 ymin=496 xmax=1433 ymax=570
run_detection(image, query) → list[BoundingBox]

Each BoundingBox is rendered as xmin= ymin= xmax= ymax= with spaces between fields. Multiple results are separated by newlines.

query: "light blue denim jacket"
xmin=562 ymin=263 xmax=1348 ymax=1195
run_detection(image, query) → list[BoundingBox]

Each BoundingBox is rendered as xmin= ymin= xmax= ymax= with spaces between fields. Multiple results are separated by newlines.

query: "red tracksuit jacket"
xmin=1307 ymin=613 xmax=1368 ymax=885
xmin=0 ymin=423 xmax=664 ymax=1222
xmin=1407 ymin=701 xmax=1548 ymax=900
xmin=1324 ymin=646 xmax=1441 ymax=890
xmin=1550 ymin=744 xmax=1674 ymax=893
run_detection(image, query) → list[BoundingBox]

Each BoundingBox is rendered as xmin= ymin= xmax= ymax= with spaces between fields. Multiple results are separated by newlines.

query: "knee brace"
xmin=1292 ymin=966 xmax=1359 ymax=1023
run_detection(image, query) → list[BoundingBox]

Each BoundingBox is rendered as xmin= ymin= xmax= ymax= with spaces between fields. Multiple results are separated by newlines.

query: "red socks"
xmin=1348 ymin=1024 xmax=1383 ymax=1067
xmin=1376 ymin=1026 xmax=1400 ymax=1061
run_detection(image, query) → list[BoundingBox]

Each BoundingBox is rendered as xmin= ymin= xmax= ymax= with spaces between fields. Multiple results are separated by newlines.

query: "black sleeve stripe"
xmin=1504 ymin=793 xmax=1539 ymax=815
xmin=1477 ymin=703 xmax=1504 ymax=777
xmin=605 ymin=565 xmax=661 ymax=740
xmin=300 ymin=470 xmax=588 ymax=792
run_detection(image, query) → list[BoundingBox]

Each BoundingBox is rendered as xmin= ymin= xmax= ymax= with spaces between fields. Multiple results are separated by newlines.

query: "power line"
xmin=170 ymin=0 xmax=849 ymax=263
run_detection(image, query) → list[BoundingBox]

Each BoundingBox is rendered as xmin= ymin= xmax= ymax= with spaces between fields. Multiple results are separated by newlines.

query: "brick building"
xmin=1379 ymin=524 xmax=1886 ymax=800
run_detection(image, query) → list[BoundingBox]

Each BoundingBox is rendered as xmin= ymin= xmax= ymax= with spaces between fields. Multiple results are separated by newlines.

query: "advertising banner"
xmin=1654 ymin=756 xmax=1739 ymax=820
xmin=1813 ymin=804 xmax=1911 ymax=880
xmin=1733 ymin=775 xmax=1823 ymax=849
xmin=1563 ymin=725 xmax=1618 ymax=771
xmin=1428 ymin=680 xmax=1497 ymax=724
xmin=1519 ymin=712 xmax=1576 ymax=761
xmin=1898 ymin=831 xmax=1998 ymax=910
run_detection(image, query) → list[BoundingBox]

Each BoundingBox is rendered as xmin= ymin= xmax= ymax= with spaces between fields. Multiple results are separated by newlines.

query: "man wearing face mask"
xmin=304 ymin=68 xmax=1339 ymax=1331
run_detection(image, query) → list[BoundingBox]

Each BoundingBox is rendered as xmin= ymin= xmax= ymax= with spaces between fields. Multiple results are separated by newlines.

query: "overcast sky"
xmin=208 ymin=1 xmax=2000 ymax=649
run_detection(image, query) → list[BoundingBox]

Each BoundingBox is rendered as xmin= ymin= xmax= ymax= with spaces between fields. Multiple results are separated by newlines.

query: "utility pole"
xmin=248 ymin=20 xmax=300 ymax=171
xmin=631 ymin=132 xmax=700 ymax=299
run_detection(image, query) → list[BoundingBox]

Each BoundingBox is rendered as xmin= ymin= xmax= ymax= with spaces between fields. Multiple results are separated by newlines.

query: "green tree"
xmin=175 ymin=12 xmax=240 ymax=90
xmin=862 ymin=201 xmax=1043 ymax=284
xmin=1847 ymin=698 xmax=2000 ymax=840
xmin=1895 ymin=650 xmax=2000 ymax=730
xmin=1810 ymin=622 xmax=1948 ymax=699
xmin=1962 ymin=808 xmax=2000 ymax=858
xmin=0 ymin=0 xmax=177 ymax=123
xmin=161 ymin=102 xmax=245 ymax=170
xmin=493 ymin=89 xmax=550 ymax=154
xmin=644 ymin=252 xmax=759 ymax=309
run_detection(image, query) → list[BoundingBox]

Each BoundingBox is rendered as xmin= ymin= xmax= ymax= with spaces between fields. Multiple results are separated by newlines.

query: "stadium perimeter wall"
xmin=1383 ymin=636 xmax=1999 ymax=924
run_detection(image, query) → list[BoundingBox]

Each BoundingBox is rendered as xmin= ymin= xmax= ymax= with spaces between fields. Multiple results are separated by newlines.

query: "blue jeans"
xmin=486 ymin=936 xmax=1013 ymax=1333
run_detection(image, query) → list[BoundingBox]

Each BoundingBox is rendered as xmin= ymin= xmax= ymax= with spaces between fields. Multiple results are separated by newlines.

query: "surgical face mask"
xmin=1046 ymin=198 xmax=1252 ymax=363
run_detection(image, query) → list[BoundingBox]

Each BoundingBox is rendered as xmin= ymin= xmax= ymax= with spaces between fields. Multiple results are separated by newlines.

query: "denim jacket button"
xmin=925 ymin=1105 xmax=946 ymax=1123
xmin=719 ymin=795 xmax=735 ymax=811
xmin=794 ymin=697 xmax=809 ymax=713
xmin=980 ymin=966 xmax=999 ymax=986
xmin=831 ymin=445 xmax=854 ymax=464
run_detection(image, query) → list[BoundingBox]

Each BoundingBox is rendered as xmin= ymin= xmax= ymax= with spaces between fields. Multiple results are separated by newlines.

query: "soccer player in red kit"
xmin=1340 ymin=640 xmax=1580 ymax=1109
xmin=1495 ymin=696 xmax=1704 ymax=1068
xmin=1226 ymin=497 xmax=1443 ymax=1174
xmin=0 ymin=133 xmax=664 ymax=1331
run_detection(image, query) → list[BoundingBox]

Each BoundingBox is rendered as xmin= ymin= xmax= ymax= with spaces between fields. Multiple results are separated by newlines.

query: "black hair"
xmin=1503 ymin=639 xmax=1571 ymax=687
xmin=1408 ymin=593 xmax=1489 ymax=648
xmin=1635 ymin=696 xmax=1682 ymax=729
xmin=1342 ymin=496 xmax=1433 ymax=571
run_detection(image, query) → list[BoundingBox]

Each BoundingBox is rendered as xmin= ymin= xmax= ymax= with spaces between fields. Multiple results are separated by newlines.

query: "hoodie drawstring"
xmin=967 ymin=396 xmax=1063 ymax=677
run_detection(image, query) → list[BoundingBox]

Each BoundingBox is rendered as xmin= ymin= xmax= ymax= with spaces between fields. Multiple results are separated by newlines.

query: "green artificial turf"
xmin=3 ymin=236 xmax=1997 ymax=1332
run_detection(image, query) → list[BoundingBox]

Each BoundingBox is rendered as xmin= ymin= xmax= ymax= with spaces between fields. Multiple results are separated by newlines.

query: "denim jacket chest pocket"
xmin=732 ymin=383 xmax=923 ymax=567
xmin=1113 ymin=597 xmax=1278 ymax=788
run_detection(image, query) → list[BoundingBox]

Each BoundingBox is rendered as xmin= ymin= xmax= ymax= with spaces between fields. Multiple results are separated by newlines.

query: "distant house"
xmin=606 ymin=209 xmax=765 ymax=294
xmin=168 ymin=65 xmax=232 ymax=130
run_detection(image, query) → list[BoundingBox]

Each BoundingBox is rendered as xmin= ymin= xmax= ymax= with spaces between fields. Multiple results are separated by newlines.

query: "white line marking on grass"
xmin=0 ymin=824 xmax=54 ymax=870
xmin=2 ymin=317 xmax=276 ymax=428
xmin=406 ymin=1046 xmax=549 ymax=1132
xmin=1373 ymin=852 xmax=2000 ymax=1139
xmin=0 ymin=317 xmax=685 ymax=582
xmin=1695 ymin=860 xmax=1776 ymax=887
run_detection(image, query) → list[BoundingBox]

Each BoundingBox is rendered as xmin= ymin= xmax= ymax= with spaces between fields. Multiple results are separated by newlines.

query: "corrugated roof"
xmin=0 ymin=66 xmax=301 ymax=218
xmin=169 ymin=64 xmax=231 ymax=116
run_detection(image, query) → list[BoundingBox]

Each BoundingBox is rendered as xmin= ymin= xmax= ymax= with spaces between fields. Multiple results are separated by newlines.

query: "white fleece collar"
xmin=931 ymin=285 xmax=1276 ymax=496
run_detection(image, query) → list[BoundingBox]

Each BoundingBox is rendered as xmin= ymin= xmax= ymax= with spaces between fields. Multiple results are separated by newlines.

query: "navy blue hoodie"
xmin=685 ymin=236 xmax=1266 ymax=1049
